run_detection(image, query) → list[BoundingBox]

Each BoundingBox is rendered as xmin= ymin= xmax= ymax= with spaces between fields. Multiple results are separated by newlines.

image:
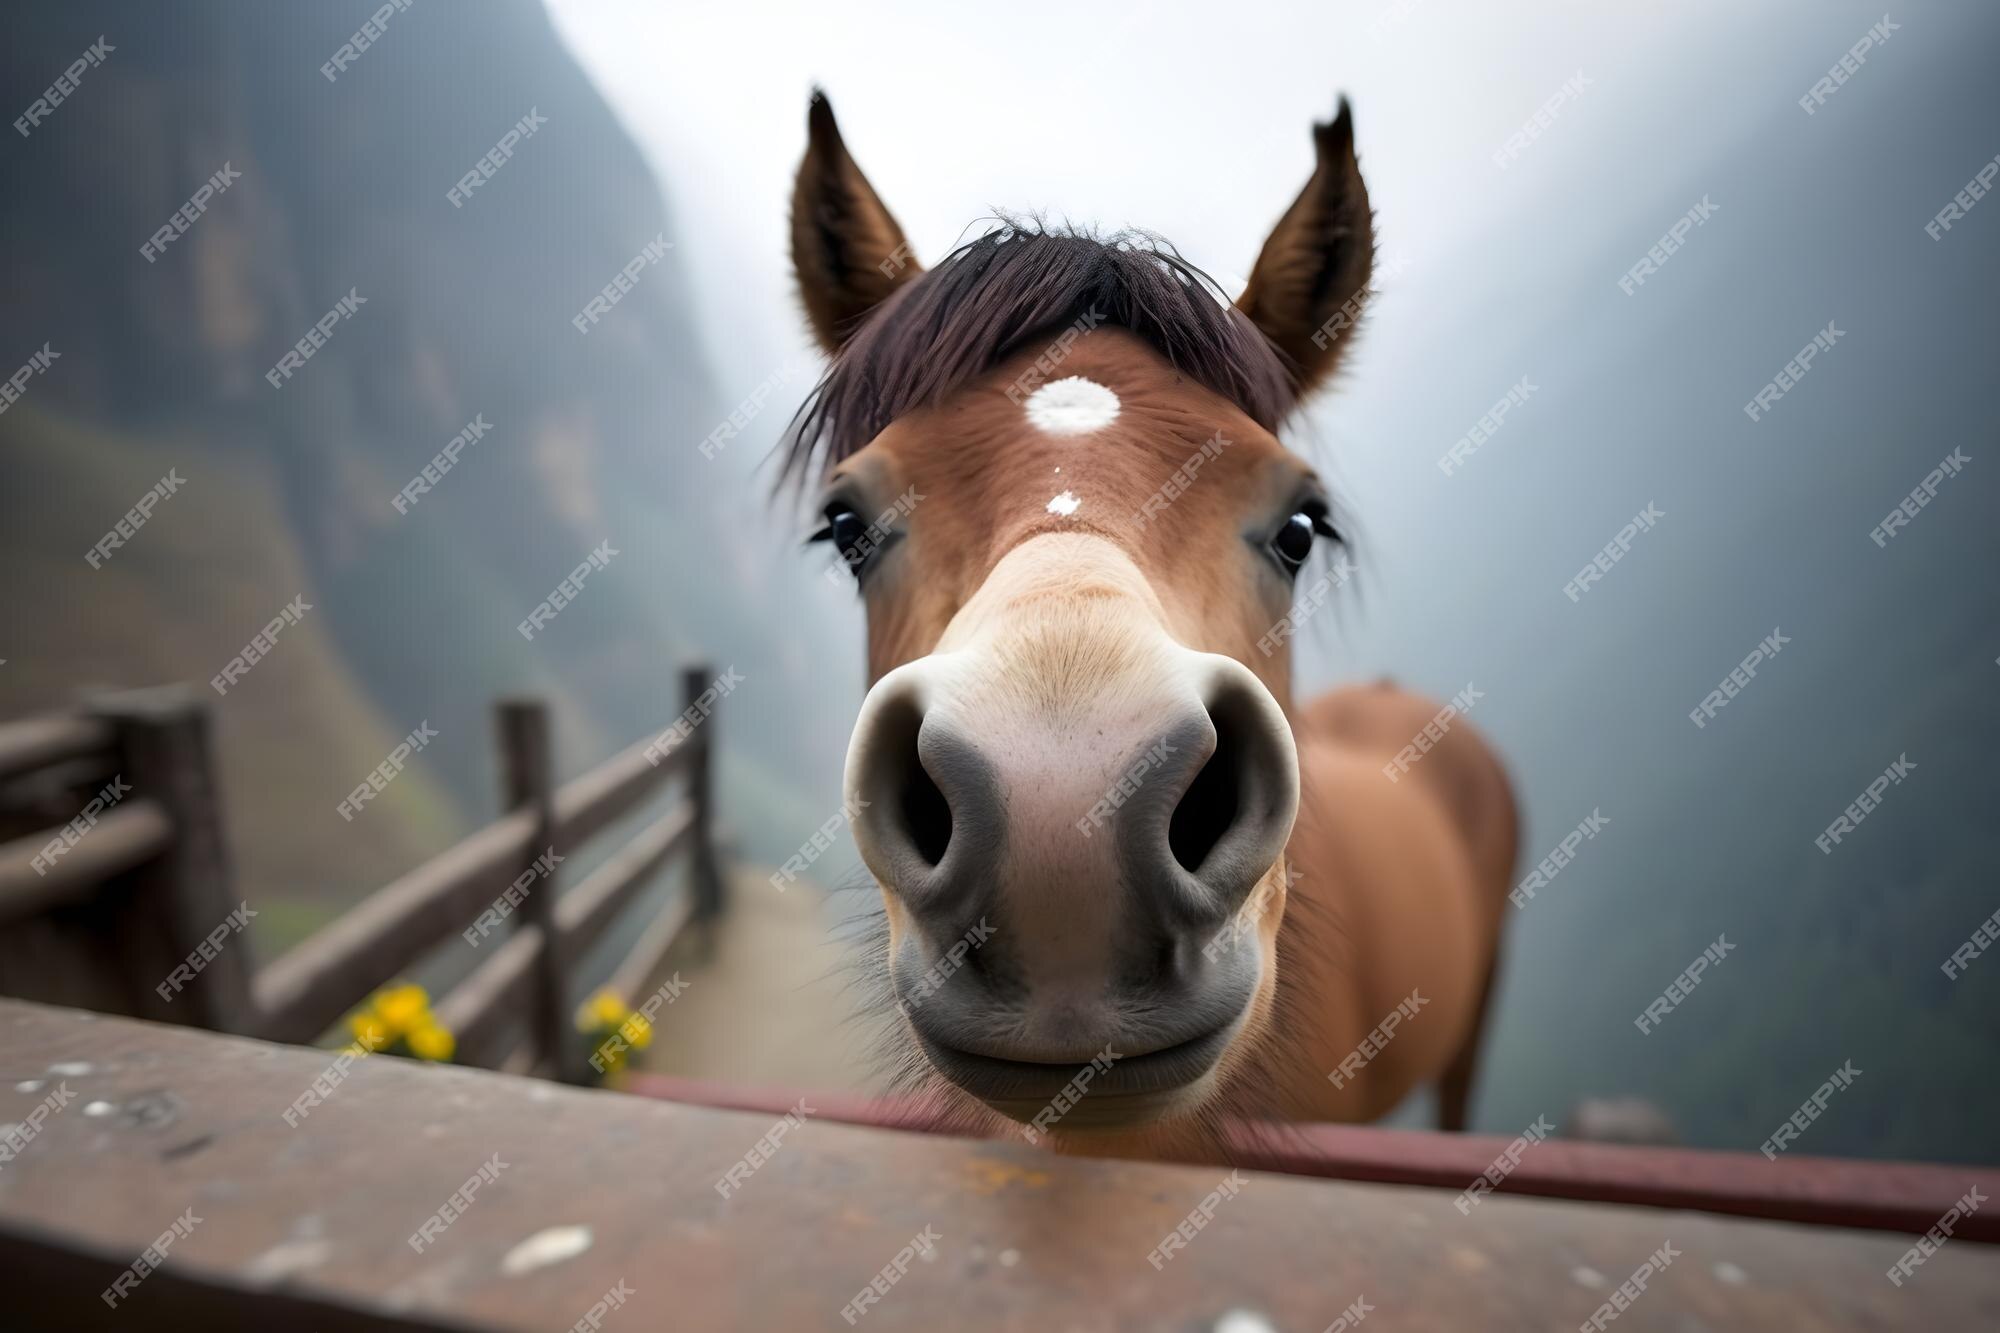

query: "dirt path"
xmin=631 ymin=868 xmax=876 ymax=1091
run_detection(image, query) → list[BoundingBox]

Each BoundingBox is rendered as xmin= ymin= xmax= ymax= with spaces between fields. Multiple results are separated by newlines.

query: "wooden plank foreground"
xmin=627 ymin=1074 xmax=2000 ymax=1244
xmin=2 ymin=1001 xmax=1994 ymax=1331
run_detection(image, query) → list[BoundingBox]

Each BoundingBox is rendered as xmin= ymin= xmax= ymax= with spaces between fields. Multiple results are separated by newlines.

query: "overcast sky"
xmin=549 ymin=0 xmax=1738 ymax=400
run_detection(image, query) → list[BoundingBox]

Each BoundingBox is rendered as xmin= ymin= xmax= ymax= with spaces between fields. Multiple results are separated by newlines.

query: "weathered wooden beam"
xmin=494 ymin=699 xmax=573 ymax=1083
xmin=548 ymin=718 xmax=691 ymax=852
xmin=0 ymin=802 xmax=174 ymax=925
xmin=250 ymin=810 xmax=538 ymax=1045
xmin=92 ymin=689 xmax=257 ymax=1034
xmin=2 ymin=999 xmax=1994 ymax=1331
xmin=679 ymin=664 xmax=724 ymax=922
xmin=250 ymin=696 xmax=703 ymax=1047
xmin=603 ymin=881 xmax=696 ymax=1006
xmin=431 ymin=926 xmax=537 ymax=1073
xmin=620 ymin=1075 xmax=2000 ymax=1247
xmin=555 ymin=804 xmax=694 ymax=962
xmin=0 ymin=713 xmax=114 ymax=786
xmin=434 ymin=804 xmax=694 ymax=1070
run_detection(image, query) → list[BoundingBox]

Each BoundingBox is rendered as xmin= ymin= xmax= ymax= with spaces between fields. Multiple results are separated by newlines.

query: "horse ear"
xmin=791 ymin=90 xmax=921 ymax=353
xmin=1236 ymin=98 xmax=1375 ymax=398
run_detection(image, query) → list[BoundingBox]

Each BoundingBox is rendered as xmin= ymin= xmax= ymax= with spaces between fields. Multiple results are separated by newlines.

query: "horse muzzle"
xmin=844 ymin=554 xmax=1299 ymax=1126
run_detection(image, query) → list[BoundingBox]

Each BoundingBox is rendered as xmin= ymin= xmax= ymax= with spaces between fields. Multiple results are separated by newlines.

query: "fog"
xmin=548 ymin=0 xmax=2000 ymax=1159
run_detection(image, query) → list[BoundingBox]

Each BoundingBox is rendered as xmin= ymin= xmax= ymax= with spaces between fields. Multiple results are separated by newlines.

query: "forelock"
xmin=780 ymin=219 xmax=1296 ymax=485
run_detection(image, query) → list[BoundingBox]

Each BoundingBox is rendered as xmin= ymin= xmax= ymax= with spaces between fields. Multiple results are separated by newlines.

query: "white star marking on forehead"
xmin=1046 ymin=491 xmax=1081 ymax=516
xmin=1024 ymin=376 xmax=1120 ymax=435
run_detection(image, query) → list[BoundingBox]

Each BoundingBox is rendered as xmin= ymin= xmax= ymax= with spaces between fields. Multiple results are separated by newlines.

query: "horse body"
xmin=1285 ymin=684 xmax=1517 ymax=1127
xmin=782 ymin=92 xmax=1517 ymax=1154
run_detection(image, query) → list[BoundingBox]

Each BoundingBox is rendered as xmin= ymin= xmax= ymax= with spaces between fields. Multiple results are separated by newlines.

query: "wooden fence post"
xmin=680 ymin=665 xmax=726 ymax=922
xmin=89 ymin=686 xmax=257 ymax=1034
xmin=495 ymin=699 xmax=580 ymax=1083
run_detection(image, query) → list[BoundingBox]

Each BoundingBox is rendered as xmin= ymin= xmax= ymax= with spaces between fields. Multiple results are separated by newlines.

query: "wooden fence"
xmin=7 ymin=996 xmax=1997 ymax=1329
xmin=0 ymin=667 xmax=725 ymax=1082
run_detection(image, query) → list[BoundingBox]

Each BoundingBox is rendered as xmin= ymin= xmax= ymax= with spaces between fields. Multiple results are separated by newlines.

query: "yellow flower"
xmin=375 ymin=983 xmax=430 ymax=1034
xmin=581 ymin=988 xmax=627 ymax=1030
xmin=617 ymin=1013 xmax=652 ymax=1049
xmin=347 ymin=1014 xmax=388 ymax=1052
xmin=407 ymin=1022 xmax=456 ymax=1063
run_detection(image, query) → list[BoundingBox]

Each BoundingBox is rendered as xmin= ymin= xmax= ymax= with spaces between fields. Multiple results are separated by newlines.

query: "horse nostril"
xmin=1168 ymin=708 xmax=1242 ymax=874
xmin=850 ymin=677 xmax=1012 ymax=905
xmin=1149 ymin=668 xmax=1298 ymax=921
xmin=902 ymin=750 xmax=952 ymax=867
xmin=856 ymin=691 xmax=954 ymax=876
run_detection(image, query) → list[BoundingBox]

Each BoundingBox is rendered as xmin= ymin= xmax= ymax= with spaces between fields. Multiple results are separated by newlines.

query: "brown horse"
xmin=784 ymin=92 xmax=1517 ymax=1158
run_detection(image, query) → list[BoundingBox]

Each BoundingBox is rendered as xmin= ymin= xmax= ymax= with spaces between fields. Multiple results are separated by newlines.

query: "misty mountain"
xmin=0 ymin=1 xmax=824 ymax=950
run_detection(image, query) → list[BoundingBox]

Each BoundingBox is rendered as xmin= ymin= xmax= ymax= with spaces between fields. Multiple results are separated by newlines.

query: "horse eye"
xmin=812 ymin=505 xmax=873 ymax=575
xmin=1271 ymin=512 xmax=1316 ymax=571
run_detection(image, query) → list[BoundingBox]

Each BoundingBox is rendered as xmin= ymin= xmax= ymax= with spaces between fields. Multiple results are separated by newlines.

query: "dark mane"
xmin=780 ymin=221 xmax=1298 ymax=485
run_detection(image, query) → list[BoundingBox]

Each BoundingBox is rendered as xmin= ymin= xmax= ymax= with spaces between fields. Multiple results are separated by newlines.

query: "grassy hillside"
xmin=0 ymin=403 xmax=466 ymax=955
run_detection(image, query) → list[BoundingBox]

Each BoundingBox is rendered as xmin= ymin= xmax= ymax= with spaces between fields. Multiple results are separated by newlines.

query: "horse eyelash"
xmin=1290 ymin=495 xmax=1343 ymax=549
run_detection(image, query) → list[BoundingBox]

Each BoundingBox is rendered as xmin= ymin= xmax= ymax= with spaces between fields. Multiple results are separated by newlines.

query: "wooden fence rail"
xmin=7 ymin=997 xmax=1997 ymax=1331
xmin=0 ymin=670 xmax=727 ymax=1081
